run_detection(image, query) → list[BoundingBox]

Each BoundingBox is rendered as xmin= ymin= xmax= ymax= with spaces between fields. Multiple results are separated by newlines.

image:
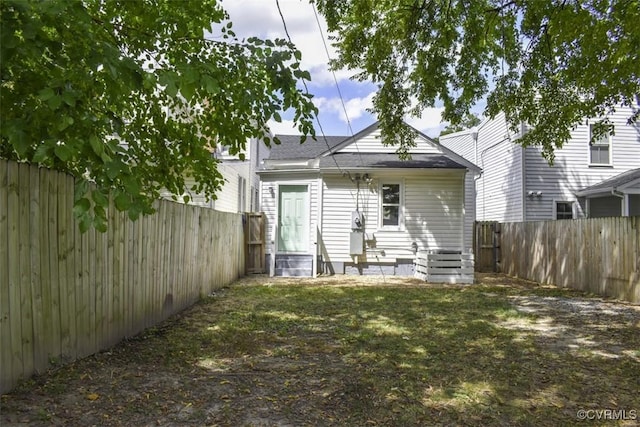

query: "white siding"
xmin=320 ymin=175 xmax=379 ymax=263
xmin=474 ymin=114 xmax=525 ymax=222
xmin=159 ymin=176 xmax=214 ymax=208
xmin=336 ymin=128 xmax=442 ymax=154
xmin=320 ymin=171 xmax=466 ymax=263
xmin=440 ymin=131 xmax=483 ymax=241
xmin=158 ymin=139 xmax=264 ymax=213
xmin=463 ymin=172 xmax=475 ymax=249
xmin=260 ymin=173 xmax=319 ymax=256
xmin=440 ymin=131 xmax=477 ymax=164
xmin=524 ymin=107 xmax=640 ymax=221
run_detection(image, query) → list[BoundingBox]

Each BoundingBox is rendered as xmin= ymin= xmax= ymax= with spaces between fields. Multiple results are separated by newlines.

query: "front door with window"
xmin=278 ymin=185 xmax=309 ymax=252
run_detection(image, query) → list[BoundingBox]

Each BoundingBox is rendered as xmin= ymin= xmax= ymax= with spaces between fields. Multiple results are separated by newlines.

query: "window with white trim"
xmin=555 ymin=201 xmax=573 ymax=220
xmin=380 ymin=182 xmax=402 ymax=228
xmin=589 ymin=124 xmax=611 ymax=165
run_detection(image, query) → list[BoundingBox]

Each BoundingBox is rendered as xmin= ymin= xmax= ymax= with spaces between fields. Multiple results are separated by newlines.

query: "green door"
xmin=278 ymin=185 xmax=308 ymax=252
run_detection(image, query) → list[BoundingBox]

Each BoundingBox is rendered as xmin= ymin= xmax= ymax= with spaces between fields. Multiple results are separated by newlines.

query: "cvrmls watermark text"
xmin=576 ymin=409 xmax=637 ymax=421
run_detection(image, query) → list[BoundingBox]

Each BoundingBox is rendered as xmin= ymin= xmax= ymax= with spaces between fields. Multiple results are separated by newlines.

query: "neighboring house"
xmin=257 ymin=122 xmax=480 ymax=277
xmin=159 ymin=137 xmax=270 ymax=213
xmin=440 ymin=108 xmax=640 ymax=222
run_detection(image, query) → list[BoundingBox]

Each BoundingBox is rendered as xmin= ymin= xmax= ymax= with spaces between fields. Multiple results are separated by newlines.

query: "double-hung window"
xmin=589 ymin=124 xmax=611 ymax=166
xmin=380 ymin=182 xmax=402 ymax=228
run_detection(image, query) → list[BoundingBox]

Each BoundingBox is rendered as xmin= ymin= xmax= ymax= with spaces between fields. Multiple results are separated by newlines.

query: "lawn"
xmin=2 ymin=274 xmax=639 ymax=426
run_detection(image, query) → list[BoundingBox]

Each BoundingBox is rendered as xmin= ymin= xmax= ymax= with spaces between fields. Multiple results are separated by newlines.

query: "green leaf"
xmin=47 ymin=95 xmax=62 ymax=110
xmin=57 ymin=116 xmax=74 ymax=131
xmin=180 ymin=81 xmax=196 ymax=101
xmin=78 ymin=214 xmax=91 ymax=233
xmin=62 ymin=91 xmax=76 ymax=107
xmin=114 ymin=193 xmax=131 ymax=211
xmin=32 ymin=143 xmax=52 ymax=163
xmin=54 ymin=144 xmax=73 ymax=161
xmin=89 ymin=135 xmax=103 ymax=157
xmin=91 ymin=189 xmax=108 ymax=207
xmin=38 ymin=87 xmax=55 ymax=101
xmin=105 ymin=160 xmax=123 ymax=180
xmin=73 ymin=197 xmax=91 ymax=217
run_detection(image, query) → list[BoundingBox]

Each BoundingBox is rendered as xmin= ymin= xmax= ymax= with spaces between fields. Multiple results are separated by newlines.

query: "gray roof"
xmin=264 ymin=122 xmax=480 ymax=173
xmin=319 ymin=153 xmax=467 ymax=169
xmin=576 ymin=168 xmax=640 ymax=196
xmin=268 ymin=135 xmax=347 ymax=160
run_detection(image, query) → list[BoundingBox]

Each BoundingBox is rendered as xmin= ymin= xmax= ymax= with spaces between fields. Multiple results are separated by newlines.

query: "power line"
xmin=311 ymin=2 xmax=365 ymax=168
xmin=274 ymin=0 xmax=343 ymax=173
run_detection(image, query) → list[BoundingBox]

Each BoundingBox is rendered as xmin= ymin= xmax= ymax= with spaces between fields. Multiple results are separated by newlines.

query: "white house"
xmin=257 ymin=122 xmax=480 ymax=277
xmin=440 ymin=108 xmax=640 ymax=222
xmin=159 ymin=137 xmax=270 ymax=213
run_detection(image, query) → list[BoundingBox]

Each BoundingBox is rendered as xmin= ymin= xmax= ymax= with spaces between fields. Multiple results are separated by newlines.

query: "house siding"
xmin=438 ymin=133 xmax=479 ymax=246
xmin=475 ymin=114 xmax=524 ymax=222
xmin=336 ymin=128 xmax=441 ymax=154
xmin=524 ymin=108 xmax=640 ymax=221
xmin=439 ymin=131 xmax=477 ymax=164
xmin=159 ymin=176 xmax=214 ymax=208
xmin=463 ymin=172 xmax=475 ymax=249
xmin=158 ymin=137 xmax=267 ymax=213
xmin=320 ymin=171 xmax=466 ymax=264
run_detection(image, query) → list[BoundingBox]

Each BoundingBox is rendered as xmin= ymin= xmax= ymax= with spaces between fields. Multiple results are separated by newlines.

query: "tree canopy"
xmin=315 ymin=0 xmax=640 ymax=161
xmin=1 ymin=0 xmax=316 ymax=231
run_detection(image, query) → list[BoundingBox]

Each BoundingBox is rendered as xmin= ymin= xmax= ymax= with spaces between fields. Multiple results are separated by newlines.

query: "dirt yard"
xmin=2 ymin=274 xmax=639 ymax=426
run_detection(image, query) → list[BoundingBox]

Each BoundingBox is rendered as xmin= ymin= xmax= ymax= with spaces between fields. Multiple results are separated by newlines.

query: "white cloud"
xmin=267 ymin=119 xmax=300 ymax=135
xmin=223 ymin=0 xmax=350 ymax=86
xmin=404 ymin=107 xmax=446 ymax=135
xmin=315 ymin=92 xmax=375 ymax=124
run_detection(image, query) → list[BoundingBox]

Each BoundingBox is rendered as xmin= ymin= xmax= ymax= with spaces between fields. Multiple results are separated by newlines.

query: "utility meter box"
xmin=351 ymin=211 xmax=365 ymax=230
xmin=350 ymin=231 xmax=364 ymax=255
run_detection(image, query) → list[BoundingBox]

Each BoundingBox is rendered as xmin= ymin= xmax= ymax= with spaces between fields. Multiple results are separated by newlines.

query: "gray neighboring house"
xmin=440 ymin=107 xmax=640 ymax=222
xmin=257 ymin=122 xmax=480 ymax=277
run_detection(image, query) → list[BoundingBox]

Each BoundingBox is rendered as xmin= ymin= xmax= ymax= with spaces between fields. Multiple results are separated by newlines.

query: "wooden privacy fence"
xmin=500 ymin=217 xmax=640 ymax=303
xmin=0 ymin=160 xmax=245 ymax=393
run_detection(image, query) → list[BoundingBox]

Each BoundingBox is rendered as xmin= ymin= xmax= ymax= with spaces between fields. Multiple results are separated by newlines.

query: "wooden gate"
xmin=244 ymin=212 xmax=266 ymax=274
xmin=474 ymin=221 xmax=501 ymax=272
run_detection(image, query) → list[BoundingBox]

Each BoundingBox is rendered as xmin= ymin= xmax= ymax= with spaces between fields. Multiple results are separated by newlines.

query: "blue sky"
xmin=223 ymin=0 xmax=454 ymax=138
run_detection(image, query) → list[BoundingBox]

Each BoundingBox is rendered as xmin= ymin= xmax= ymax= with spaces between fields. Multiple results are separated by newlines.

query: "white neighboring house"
xmin=440 ymin=108 xmax=640 ymax=222
xmin=159 ymin=137 xmax=270 ymax=213
xmin=258 ymin=122 xmax=480 ymax=277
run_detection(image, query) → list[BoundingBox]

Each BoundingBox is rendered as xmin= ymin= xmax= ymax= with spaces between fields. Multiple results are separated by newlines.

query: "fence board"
xmin=18 ymin=164 xmax=35 ymax=378
xmin=0 ymin=161 xmax=13 ymax=391
xmin=29 ymin=166 xmax=45 ymax=370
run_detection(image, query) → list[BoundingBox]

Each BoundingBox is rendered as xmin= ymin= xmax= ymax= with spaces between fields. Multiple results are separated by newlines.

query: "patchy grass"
xmin=2 ymin=274 xmax=639 ymax=426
